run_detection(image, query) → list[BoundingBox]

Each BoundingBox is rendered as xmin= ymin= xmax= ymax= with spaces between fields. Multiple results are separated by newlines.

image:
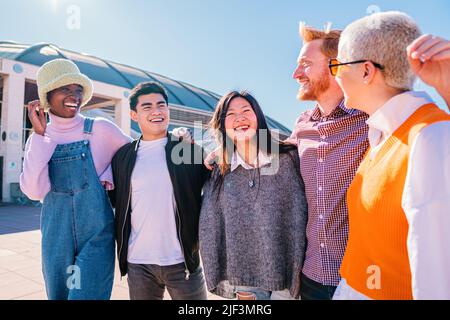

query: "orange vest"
xmin=340 ymin=103 xmax=450 ymax=300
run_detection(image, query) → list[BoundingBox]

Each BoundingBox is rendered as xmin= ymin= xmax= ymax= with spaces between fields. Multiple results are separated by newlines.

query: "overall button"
xmin=83 ymin=140 xmax=88 ymax=145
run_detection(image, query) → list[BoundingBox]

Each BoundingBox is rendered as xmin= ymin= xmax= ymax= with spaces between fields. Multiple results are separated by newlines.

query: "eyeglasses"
xmin=328 ymin=58 xmax=384 ymax=76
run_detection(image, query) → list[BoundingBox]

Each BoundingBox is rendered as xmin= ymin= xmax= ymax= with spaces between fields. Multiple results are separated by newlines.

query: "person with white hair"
xmin=329 ymin=11 xmax=450 ymax=300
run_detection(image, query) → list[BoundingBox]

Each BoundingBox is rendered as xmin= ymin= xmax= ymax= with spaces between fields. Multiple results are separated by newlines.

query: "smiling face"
xmin=130 ymin=93 xmax=170 ymax=141
xmin=224 ymin=97 xmax=258 ymax=143
xmin=292 ymin=39 xmax=332 ymax=101
xmin=47 ymin=84 xmax=84 ymax=118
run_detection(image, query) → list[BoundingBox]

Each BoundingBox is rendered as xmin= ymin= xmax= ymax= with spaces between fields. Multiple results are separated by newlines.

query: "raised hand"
xmin=407 ymin=34 xmax=450 ymax=109
xmin=27 ymin=100 xmax=47 ymax=136
xmin=172 ymin=127 xmax=194 ymax=144
xmin=204 ymin=147 xmax=223 ymax=171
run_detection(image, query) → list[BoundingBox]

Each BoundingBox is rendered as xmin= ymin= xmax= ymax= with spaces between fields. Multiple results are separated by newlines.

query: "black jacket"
xmin=109 ymin=134 xmax=210 ymax=277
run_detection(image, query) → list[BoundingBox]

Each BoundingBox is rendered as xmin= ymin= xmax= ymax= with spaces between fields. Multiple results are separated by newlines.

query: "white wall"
xmin=0 ymin=65 xmax=25 ymax=202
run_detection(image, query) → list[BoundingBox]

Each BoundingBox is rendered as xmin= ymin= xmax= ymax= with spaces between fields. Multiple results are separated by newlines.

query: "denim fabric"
xmin=234 ymin=286 xmax=296 ymax=300
xmin=127 ymin=262 xmax=207 ymax=300
xmin=300 ymin=273 xmax=337 ymax=300
xmin=41 ymin=118 xmax=115 ymax=300
xmin=234 ymin=286 xmax=272 ymax=300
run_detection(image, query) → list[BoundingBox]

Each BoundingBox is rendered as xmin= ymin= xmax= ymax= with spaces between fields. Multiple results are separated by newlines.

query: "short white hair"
xmin=339 ymin=11 xmax=422 ymax=90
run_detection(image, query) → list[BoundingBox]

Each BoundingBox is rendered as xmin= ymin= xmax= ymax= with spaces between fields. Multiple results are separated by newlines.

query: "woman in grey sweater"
xmin=199 ymin=91 xmax=308 ymax=300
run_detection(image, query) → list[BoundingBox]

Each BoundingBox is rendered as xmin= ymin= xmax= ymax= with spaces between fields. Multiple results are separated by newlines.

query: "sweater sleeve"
xmin=93 ymin=117 xmax=132 ymax=187
xmin=287 ymin=151 xmax=308 ymax=298
xmin=199 ymin=174 xmax=225 ymax=293
xmin=94 ymin=117 xmax=132 ymax=150
xmin=99 ymin=164 xmax=114 ymax=190
xmin=19 ymin=133 xmax=57 ymax=201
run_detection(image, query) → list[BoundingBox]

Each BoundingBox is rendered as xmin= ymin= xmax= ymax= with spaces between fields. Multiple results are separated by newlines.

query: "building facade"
xmin=0 ymin=41 xmax=291 ymax=203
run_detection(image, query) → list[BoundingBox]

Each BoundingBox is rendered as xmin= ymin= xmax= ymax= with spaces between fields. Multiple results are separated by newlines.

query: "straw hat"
xmin=37 ymin=59 xmax=93 ymax=110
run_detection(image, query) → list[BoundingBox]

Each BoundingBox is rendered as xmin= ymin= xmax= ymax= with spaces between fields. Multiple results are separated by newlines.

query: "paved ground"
xmin=0 ymin=204 xmax=223 ymax=300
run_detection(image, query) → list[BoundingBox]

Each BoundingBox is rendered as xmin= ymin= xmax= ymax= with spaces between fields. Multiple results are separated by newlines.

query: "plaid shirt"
xmin=290 ymin=100 xmax=369 ymax=286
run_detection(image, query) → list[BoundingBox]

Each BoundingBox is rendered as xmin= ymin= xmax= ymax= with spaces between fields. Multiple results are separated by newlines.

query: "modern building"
xmin=0 ymin=41 xmax=291 ymax=203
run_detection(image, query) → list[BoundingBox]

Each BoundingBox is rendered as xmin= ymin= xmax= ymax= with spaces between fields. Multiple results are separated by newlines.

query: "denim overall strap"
xmin=83 ymin=117 xmax=94 ymax=136
xmin=41 ymin=117 xmax=115 ymax=300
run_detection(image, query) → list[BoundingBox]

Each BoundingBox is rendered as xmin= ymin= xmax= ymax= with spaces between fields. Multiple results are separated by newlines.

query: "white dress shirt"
xmin=334 ymin=91 xmax=450 ymax=300
xmin=230 ymin=150 xmax=273 ymax=172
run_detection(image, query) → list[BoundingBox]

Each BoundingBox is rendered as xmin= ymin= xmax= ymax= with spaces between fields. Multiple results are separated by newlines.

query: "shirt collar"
xmin=366 ymin=91 xmax=433 ymax=148
xmin=230 ymin=150 xmax=273 ymax=172
xmin=310 ymin=99 xmax=357 ymax=121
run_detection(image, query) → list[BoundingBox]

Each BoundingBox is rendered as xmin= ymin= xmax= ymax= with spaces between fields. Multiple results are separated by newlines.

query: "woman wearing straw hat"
xmin=20 ymin=59 xmax=131 ymax=300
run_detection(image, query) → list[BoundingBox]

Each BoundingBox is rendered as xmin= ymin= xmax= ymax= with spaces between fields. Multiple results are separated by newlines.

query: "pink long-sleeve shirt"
xmin=20 ymin=111 xmax=132 ymax=201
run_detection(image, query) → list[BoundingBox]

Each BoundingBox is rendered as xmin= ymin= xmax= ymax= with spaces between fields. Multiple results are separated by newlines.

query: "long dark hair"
xmin=209 ymin=90 xmax=297 ymax=194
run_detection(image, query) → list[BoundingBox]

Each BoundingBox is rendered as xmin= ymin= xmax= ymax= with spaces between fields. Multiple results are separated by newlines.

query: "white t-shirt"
xmin=127 ymin=137 xmax=185 ymax=266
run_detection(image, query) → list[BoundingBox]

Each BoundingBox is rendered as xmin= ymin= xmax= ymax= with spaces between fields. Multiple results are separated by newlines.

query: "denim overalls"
xmin=41 ymin=118 xmax=115 ymax=300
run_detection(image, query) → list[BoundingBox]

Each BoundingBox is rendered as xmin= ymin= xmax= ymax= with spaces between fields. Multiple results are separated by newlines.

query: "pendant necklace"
xmin=248 ymin=168 xmax=256 ymax=188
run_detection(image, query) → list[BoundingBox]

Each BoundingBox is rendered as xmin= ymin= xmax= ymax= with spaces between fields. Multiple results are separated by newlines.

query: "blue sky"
xmin=1 ymin=0 xmax=449 ymax=129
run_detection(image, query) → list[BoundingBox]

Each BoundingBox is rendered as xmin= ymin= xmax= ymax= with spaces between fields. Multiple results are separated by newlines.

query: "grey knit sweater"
xmin=199 ymin=151 xmax=308 ymax=299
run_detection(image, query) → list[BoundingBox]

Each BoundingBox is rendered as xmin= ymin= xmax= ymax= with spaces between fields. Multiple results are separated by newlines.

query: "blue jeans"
xmin=127 ymin=262 xmax=208 ymax=300
xmin=41 ymin=118 xmax=115 ymax=300
xmin=234 ymin=286 xmax=295 ymax=300
xmin=299 ymin=273 xmax=337 ymax=300
xmin=234 ymin=286 xmax=271 ymax=300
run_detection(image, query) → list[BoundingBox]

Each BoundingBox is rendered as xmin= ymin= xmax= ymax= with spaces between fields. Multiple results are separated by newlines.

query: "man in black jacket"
xmin=109 ymin=82 xmax=210 ymax=300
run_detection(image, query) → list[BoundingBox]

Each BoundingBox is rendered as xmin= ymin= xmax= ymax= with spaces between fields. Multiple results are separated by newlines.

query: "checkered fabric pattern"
xmin=290 ymin=100 xmax=369 ymax=286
